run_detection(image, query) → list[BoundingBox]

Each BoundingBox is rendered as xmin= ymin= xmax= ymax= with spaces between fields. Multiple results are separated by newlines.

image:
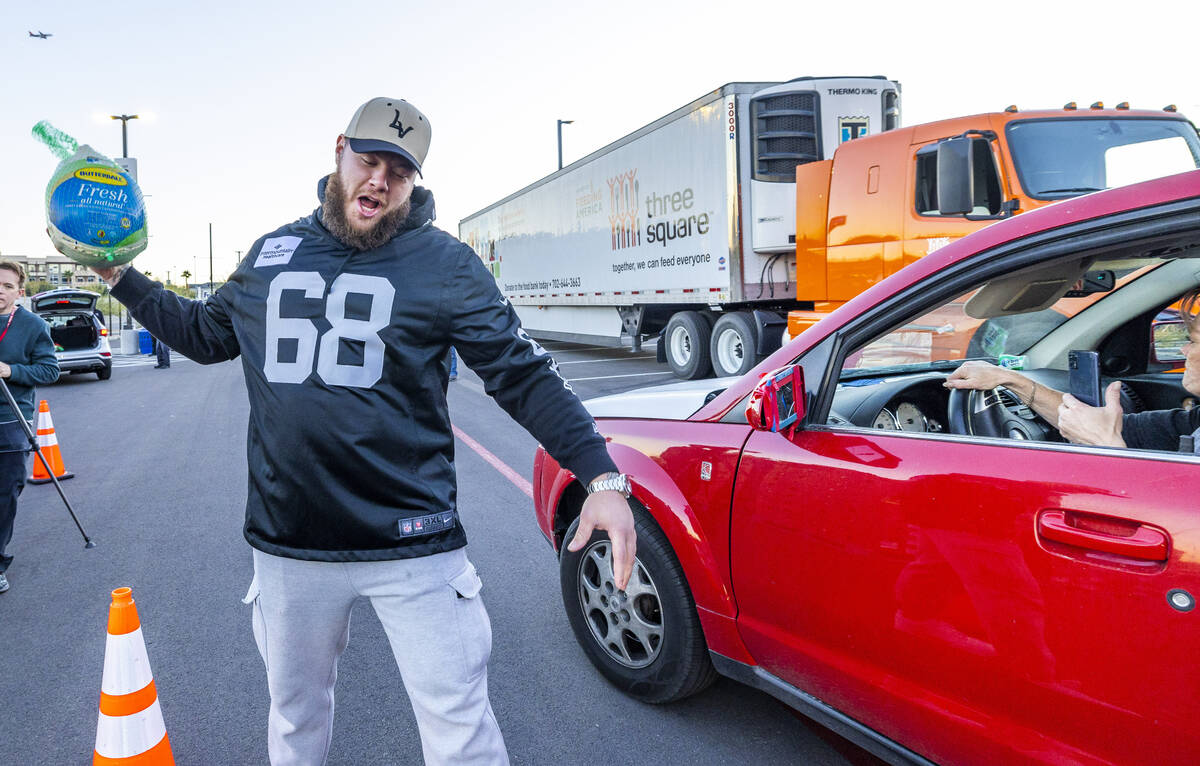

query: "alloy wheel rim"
xmin=576 ymin=539 xmax=664 ymax=668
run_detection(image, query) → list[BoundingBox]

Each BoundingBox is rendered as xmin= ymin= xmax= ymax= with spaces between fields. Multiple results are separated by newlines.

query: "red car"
xmin=533 ymin=170 xmax=1200 ymax=765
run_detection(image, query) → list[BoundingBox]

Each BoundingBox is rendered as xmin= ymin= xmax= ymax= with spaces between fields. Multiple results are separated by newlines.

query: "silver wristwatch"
xmin=586 ymin=472 xmax=631 ymax=497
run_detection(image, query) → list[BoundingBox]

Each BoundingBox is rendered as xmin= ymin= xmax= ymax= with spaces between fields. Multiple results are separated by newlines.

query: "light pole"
xmin=557 ymin=119 xmax=573 ymax=170
xmin=110 ymin=114 xmax=138 ymax=158
xmin=111 ymin=113 xmax=139 ymax=329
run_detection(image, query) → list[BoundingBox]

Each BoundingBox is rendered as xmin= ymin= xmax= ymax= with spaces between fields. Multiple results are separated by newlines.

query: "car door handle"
xmin=1037 ymin=510 xmax=1168 ymax=562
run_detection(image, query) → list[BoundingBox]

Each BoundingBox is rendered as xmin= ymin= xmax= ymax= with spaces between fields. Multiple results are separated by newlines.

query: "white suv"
xmin=31 ymin=289 xmax=113 ymax=381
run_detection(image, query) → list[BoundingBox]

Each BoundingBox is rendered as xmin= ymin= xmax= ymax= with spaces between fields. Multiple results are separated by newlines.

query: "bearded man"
xmin=90 ymin=97 xmax=635 ymax=766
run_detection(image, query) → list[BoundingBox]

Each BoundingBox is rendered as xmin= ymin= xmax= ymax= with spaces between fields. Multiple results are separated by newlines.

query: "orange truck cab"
xmin=786 ymin=104 xmax=1200 ymax=341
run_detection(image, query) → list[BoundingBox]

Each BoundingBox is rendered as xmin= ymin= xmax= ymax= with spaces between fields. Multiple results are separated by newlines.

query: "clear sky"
xmin=2 ymin=0 xmax=1198 ymax=283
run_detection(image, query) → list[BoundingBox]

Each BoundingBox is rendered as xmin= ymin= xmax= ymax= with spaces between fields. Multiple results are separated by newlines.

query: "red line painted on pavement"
xmin=452 ymin=424 xmax=534 ymax=499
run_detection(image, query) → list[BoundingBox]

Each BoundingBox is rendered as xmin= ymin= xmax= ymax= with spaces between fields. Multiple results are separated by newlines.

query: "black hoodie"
xmin=112 ymin=181 xmax=616 ymax=561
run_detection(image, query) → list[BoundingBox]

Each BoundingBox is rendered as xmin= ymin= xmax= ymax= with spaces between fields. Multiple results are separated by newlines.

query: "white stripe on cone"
xmin=101 ymin=628 xmax=154 ymax=696
xmin=94 ymin=701 xmax=168 ymax=759
xmin=36 ymin=410 xmax=57 ymax=448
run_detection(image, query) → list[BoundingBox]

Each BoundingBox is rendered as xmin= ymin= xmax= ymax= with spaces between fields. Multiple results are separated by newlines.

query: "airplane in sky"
xmin=28 ymin=31 xmax=52 ymax=39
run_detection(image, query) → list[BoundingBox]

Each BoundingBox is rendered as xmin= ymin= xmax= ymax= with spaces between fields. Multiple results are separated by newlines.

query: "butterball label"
xmin=49 ymin=171 xmax=145 ymax=247
xmin=73 ymin=167 xmax=127 ymax=185
xmin=255 ymin=237 xmax=303 ymax=267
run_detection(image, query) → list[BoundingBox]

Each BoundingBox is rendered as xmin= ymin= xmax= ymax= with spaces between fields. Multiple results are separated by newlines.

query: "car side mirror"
xmin=937 ymin=137 xmax=974 ymax=215
xmin=1151 ymin=319 xmax=1189 ymax=364
xmin=746 ymin=365 xmax=806 ymax=435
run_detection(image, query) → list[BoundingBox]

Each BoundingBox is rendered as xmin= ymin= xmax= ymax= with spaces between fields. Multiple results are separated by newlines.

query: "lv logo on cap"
xmin=389 ymin=110 xmax=414 ymax=138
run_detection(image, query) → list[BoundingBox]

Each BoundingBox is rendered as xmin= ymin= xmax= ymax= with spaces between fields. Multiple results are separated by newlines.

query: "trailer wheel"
xmin=710 ymin=312 xmax=759 ymax=377
xmin=663 ymin=312 xmax=712 ymax=379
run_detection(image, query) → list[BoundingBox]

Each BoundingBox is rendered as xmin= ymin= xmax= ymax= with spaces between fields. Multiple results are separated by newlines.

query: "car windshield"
xmin=1007 ymin=118 xmax=1200 ymax=199
xmin=842 ymin=259 xmax=1166 ymax=378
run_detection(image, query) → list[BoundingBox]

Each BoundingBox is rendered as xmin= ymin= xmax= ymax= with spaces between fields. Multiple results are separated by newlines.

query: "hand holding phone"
xmin=1068 ymin=350 xmax=1101 ymax=407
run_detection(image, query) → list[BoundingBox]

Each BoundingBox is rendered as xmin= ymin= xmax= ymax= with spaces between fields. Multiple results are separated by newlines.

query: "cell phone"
xmin=1068 ymin=350 xmax=1102 ymax=407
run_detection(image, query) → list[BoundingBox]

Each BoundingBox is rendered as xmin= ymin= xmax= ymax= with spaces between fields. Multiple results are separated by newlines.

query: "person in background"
xmin=153 ymin=334 xmax=170 ymax=369
xmin=0 ymin=260 xmax=61 ymax=593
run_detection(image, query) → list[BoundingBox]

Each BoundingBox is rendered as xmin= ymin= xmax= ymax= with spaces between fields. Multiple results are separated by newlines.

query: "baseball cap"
xmin=343 ymin=97 xmax=431 ymax=176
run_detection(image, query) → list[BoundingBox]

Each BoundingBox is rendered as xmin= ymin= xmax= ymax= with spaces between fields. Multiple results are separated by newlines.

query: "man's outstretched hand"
xmin=568 ymin=486 xmax=636 ymax=590
xmin=89 ymin=265 xmax=126 ymax=287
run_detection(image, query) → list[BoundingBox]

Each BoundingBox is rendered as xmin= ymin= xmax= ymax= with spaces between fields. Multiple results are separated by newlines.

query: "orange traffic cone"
xmin=29 ymin=399 xmax=73 ymax=484
xmin=93 ymin=587 xmax=175 ymax=765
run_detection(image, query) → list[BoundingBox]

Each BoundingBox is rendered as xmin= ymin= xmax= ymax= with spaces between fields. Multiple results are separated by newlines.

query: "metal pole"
xmin=110 ymin=114 xmax=137 ymax=158
xmin=0 ymin=378 xmax=94 ymax=548
xmin=557 ymin=119 xmax=573 ymax=170
xmin=208 ymin=223 xmax=213 ymax=290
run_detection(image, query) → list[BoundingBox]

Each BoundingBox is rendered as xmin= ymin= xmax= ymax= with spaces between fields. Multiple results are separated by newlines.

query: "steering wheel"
xmin=946 ymin=386 xmax=1055 ymax=440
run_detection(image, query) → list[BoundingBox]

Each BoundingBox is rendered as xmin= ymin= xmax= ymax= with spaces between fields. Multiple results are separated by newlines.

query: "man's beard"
xmin=322 ymin=171 xmax=411 ymax=251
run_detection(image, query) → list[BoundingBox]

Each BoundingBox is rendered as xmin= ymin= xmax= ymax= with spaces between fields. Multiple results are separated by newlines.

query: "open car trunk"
xmin=32 ymin=290 xmax=102 ymax=352
xmin=48 ymin=315 xmax=99 ymax=350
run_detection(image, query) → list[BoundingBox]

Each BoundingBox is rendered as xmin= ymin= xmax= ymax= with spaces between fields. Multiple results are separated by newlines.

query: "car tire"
xmin=663 ymin=311 xmax=713 ymax=380
xmin=709 ymin=312 xmax=760 ymax=377
xmin=96 ymin=363 xmax=112 ymax=381
xmin=559 ymin=503 xmax=717 ymax=703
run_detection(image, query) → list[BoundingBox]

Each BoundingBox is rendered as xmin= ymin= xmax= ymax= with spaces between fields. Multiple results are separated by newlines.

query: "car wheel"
xmin=559 ymin=504 xmax=717 ymax=703
xmin=663 ymin=311 xmax=713 ymax=379
xmin=96 ymin=363 xmax=112 ymax=381
xmin=709 ymin=312 xmax=760 ymax=377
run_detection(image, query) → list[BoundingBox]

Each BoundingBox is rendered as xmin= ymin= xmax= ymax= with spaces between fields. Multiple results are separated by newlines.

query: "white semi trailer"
xmin=459 ymin=76 xmax=901 ymax=378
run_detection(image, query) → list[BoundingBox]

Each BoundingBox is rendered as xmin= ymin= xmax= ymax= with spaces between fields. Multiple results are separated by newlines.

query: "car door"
xmin=731 ymin=424 xmax=1200 ymax=764
xmin=728 ymin=264 xmax=1200 ymax=766
xmin=727 ymin=180 xmax=1200 ymax=763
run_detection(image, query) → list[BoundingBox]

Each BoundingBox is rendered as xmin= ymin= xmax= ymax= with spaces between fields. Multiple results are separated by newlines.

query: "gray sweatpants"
xmin=243 ymin=547 xmax=509 ymax=766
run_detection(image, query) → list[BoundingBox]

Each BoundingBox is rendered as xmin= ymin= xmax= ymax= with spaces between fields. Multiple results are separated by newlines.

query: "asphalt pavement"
xmin=0 ymin=346 xmax=878 ymax=765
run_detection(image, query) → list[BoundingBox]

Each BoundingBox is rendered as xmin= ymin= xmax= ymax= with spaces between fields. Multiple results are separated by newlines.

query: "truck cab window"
xmin=1007 ymin=118 xmax=1200 ymax=199
xmin=914 ymin=138 xmax=1003 ymax=217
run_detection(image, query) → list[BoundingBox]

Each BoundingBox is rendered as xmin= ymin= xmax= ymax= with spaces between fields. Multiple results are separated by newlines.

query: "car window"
xmin=840 ymin=261 xmax=1163 ymax=378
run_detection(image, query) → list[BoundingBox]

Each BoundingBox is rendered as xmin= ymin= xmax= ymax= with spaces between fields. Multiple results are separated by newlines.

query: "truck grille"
xmin=751 ymin=92 xmax=820 ymax=182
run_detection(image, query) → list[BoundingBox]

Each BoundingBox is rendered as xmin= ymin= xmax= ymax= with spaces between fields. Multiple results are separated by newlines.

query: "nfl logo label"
xmin=402 ymin=521 xmax=413 ymax=534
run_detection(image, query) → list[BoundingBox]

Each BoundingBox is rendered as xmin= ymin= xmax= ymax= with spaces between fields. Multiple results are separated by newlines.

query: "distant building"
xmin=4 ymin=254 xmax=101 ymax=287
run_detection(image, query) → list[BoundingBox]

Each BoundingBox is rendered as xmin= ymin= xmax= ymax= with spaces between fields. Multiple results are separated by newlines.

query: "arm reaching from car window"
xmin=944 ymin=361 xmax=1128 ymax=446
xmin=944 ymin=361 xmax=1065 ymax=425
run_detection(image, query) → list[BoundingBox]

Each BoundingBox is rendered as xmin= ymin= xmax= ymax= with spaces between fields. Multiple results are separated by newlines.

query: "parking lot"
xmin=1 ymin=344 xmax=878 ymax=765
